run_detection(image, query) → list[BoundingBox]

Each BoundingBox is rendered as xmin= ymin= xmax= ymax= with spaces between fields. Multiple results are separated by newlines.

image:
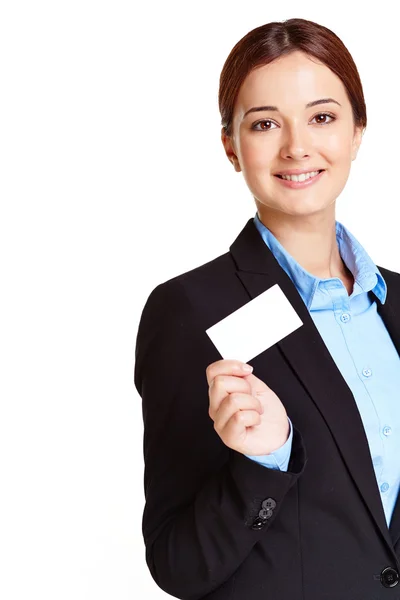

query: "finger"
xmin=205 ymin=359 xmax=253 ymax=387
xmin=221 ymin=410 xmax=262 ymax=446
xmin=209 ymin=375 xmax=261 ymax=420
xmin=212 ymin=392 xmax=264 ymax=431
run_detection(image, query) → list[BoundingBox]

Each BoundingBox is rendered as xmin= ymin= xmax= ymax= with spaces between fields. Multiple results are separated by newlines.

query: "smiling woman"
xmin=135 ymin=17 xmax=400 ymax=600
xmin=219 ymin=24 xmax=366 ymax=285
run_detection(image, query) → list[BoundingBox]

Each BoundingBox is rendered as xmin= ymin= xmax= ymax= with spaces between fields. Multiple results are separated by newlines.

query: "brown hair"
xmin=218 ymin=18 xmax=367 ymax=137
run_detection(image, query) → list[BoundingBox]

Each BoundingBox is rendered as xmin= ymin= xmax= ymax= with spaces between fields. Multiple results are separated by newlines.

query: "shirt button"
xmin=381 ymin=482 xmax=390 ymax=493
xmin=383 ymin=426 xmax=392 ymax=436
xmin=362 ymin=368 xmax=372 ymax=377
xmin=340 ymin=312 xmax=351 ymax=323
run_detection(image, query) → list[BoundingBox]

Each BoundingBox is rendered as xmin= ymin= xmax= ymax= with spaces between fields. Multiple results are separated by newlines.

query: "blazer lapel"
xmin=376 ymin=277 xmax=400 ymax=548
xmin=230 ymin=217 xmax=400 ymax=557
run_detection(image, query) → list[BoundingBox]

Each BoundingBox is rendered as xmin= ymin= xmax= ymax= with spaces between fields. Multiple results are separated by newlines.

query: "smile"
xmin=274 ymin=169 xmax=325 ymax=189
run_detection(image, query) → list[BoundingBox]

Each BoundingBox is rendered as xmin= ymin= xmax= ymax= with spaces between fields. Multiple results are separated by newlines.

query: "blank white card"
xmin=205 ymin=283 xmax=303 ymax=364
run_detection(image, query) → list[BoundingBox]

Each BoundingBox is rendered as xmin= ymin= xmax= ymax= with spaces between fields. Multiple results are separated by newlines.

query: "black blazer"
xmin=134 ymin=217 xmax=400 ymax=600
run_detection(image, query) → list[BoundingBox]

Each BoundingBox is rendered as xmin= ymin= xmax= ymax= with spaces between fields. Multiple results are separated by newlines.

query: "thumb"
xmin=242 ymin=371 xmax=270 ymax=394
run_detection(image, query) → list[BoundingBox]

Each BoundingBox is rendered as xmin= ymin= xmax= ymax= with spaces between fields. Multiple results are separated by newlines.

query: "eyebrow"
xmin=243 ymin=98 xmax=342 ymax=119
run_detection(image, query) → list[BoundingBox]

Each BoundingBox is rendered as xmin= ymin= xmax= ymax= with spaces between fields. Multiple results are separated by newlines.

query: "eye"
xmin=251 ymin=119 xmax=278 ymax=132
xmin=311 ymin=112 xmax=336 ymax=125
xmin=251 ymin=112 xmax=336 ymax=131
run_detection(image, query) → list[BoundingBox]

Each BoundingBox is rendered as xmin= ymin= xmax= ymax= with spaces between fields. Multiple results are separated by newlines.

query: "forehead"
xmin=235 ymin=51 xmax=347 ymax=113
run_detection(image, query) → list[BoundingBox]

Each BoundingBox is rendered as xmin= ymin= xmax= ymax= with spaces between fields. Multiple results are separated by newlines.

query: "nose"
xmin=280 ymin=124 xmax=311 ymax=160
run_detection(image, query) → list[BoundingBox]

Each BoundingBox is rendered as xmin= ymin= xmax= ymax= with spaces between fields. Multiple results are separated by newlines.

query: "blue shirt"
xmin=246 ymin=211 xmax=400 ymax=526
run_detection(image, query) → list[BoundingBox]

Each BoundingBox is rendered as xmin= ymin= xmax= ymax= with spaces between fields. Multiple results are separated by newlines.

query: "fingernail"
xmin=242 ymin=364 xmax=253 ymax=372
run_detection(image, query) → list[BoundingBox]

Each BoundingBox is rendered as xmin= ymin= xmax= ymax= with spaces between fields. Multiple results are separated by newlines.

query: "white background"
xmin=0 ymin=1 xmax=398 ymax=598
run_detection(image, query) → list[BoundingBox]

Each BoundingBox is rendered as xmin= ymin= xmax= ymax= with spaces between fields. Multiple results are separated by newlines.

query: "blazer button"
xmin=259 ymin=497 xmax=276 ymax=520
xmin=381 ymin=566 xmax=400 ymax=588
xmin=251 ymin=517 xmax=265 ymax=531
xmin=262 ymin=497 xmax=277 ymax=510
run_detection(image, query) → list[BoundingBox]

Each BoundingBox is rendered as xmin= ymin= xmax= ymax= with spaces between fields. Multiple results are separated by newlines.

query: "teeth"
xmin=281 ymin=170 xmax=320 ymax=182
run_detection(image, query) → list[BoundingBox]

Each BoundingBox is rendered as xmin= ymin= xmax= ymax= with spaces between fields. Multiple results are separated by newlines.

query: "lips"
xmin=273 ymin=168 xmax=326 ymax=189
xmin=275 ymin=169 xmax=324 ymax=179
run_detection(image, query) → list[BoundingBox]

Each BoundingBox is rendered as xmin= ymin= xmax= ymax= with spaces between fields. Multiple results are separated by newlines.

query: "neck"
xmin=256 ymin=203 xmax=351 ymax=281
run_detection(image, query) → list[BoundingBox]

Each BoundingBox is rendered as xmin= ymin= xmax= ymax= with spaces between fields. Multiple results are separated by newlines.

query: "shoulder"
xmin=140 ymin=216 xmax=258 ymax=314
xmin=158 ymin=250 xmax=235 ymax=293
xmin=142 ymin=249 xmax=241 ymax=317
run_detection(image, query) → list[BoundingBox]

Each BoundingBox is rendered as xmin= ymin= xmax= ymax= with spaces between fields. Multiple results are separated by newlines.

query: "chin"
xmin=258 ymin=196 xmax=333 ymax=217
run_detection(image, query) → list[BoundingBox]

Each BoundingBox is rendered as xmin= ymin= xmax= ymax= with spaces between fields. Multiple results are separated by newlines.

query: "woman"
xmin=134 ymin=18 xmax=400 ymax=600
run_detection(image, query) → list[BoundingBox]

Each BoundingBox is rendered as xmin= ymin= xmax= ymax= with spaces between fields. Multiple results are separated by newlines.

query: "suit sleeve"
xmin=134 ymin=279 xmax=308 ymax=600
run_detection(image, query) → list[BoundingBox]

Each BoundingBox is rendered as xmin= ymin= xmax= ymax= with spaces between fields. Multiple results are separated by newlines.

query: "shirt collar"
xmin=253 ymin=211 xmax=387 ymax=310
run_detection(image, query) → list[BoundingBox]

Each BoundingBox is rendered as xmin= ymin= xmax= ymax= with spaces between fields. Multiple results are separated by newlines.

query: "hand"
xmin=206 ymin=359 xmax=290 ymax=456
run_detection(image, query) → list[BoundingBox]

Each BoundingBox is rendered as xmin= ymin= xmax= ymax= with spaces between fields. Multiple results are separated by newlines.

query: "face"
xmin=222 ymin=50 xmax=363 ymax=221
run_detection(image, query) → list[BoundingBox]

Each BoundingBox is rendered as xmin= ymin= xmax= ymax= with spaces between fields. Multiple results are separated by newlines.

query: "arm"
xmin=134 ymin=279 xmax=307 ymax=600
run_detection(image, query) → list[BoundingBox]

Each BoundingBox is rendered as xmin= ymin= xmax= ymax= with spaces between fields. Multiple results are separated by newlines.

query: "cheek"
xmin=239 ymin=135 xmax=275 ymax=168
xmin=320 ymin=129 xmax=353 ymax=162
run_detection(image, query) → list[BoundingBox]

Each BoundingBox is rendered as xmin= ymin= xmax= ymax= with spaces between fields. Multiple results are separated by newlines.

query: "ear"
xmin=352 ymin=125 xmax=363 ymax=161
xmin=221 ymin=127 xmax=241 ymax=172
